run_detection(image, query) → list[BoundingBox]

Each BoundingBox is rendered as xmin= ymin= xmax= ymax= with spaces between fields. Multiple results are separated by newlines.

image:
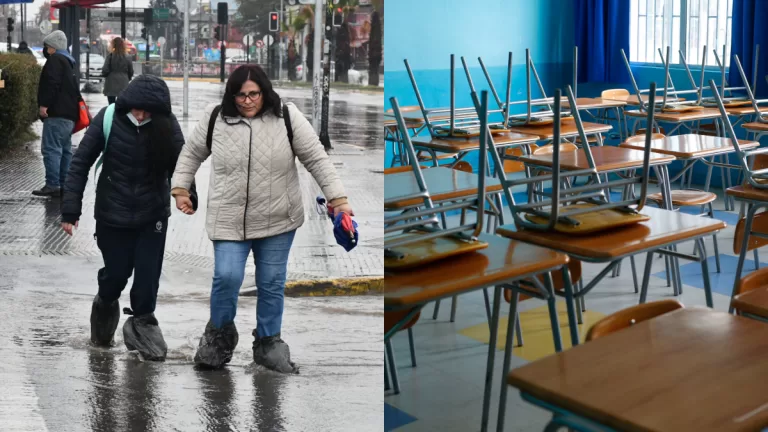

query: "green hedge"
xmin=0 ymin=53 xmax=41 ymax=149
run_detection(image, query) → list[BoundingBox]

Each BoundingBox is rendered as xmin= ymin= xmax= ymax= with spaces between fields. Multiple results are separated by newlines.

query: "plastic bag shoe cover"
xmin=122 ymin=313 xmax=168 ymax=361
xmin=193 ymin=321 xmax=239 ymax=369
xmin=90 ymin=295 xmax=120 ymax=347
xmin=252 ymin=331 xmax=299 ymax=374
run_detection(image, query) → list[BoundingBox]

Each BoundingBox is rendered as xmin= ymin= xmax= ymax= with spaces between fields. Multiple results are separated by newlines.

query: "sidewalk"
xmin=0 ymin=84 xmax=383 ymax=295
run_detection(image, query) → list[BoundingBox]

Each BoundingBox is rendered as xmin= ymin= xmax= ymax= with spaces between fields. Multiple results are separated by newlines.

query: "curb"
xmin=240 ymin=277 xmax=383 ymax=297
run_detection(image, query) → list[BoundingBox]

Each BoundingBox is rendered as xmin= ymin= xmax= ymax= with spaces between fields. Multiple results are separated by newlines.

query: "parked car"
xmin=80 ymin=53 xmax=105 ymax=80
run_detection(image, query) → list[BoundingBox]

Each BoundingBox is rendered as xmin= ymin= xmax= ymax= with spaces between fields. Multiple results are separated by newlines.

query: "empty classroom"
xmin=383 ymin=0 xmax=768 ymax=431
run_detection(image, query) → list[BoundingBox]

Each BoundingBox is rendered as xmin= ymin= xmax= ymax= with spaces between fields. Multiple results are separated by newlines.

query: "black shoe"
xmin=252 ymin=331 xmax=299 ymax=374
xmin=122 ymin=312 xmax=167 ymax=361
xmin=32 ymin=185 xmax=61 ymax=197
xmin=90 ymin=295 xmax=120 ymax=346
xmin=193 ymin=321 xmax=239 ymax=369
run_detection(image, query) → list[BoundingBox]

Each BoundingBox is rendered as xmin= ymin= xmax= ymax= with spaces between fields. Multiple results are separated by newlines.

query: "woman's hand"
xmin=61 ymin=221 xmax=78 ymax=236
xmin=175 ymin=195 xmax=195 ymax=215
xmin=334 ymin=203 xmax=354 ymax=217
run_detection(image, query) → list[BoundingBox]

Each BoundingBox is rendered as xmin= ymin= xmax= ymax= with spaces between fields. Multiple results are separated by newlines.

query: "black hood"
xmin=115 ymin=75 xmax=172 ymax=115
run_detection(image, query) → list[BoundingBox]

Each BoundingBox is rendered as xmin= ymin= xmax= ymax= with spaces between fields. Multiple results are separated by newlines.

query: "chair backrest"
xmin=452 ymin=161 xmax=473 ymax=173
xmin=504 ymin=145 xmax=540 ymax=174
xmin=733 ymin=212 xmax=768 ymax=254
xmin=729 ymin=54 xmax=768 ymax=123
xmin=504 ymin=259 xmax=582 ymax=303
xmin=601 ymin=88 xmax=629 ymax=99
xmin=734 ymin=267 xmax=768 ymax=298
xmin=385 ymin=310 xmax=421 ymax=334
xmin=585 ymin=300 xmax=684 ymax=341
xmin=533 ymin=142 xmax=578 ymax=155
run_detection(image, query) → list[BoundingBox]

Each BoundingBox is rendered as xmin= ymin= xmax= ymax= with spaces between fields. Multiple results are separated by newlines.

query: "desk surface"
xmin=385 ymin=233 xmax=568 ymax=307
xmin=517 ymin=146 xmax=675 ymax=172
xmin=733 ymin=287 xmax=768 ymax=318
xmin=506 ymin=120 xmax=613 ymax=140
xmin=497 ymin=206 xmax=725 ymax=260
xmin=625 ymin=108 xmax=722 ymax=122
xmin=508 ymin=308 xmax=768 ymax=432
xmin=412 ymin=132 xmax=539 ymax=153
xmin=384 ymin=167 xmax=502 ymax=209
xmin=619 ymin=134 xmax=760 ymax=159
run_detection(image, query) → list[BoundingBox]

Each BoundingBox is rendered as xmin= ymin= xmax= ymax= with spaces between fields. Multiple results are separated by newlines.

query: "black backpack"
xmin=205 ymin=104 xmax=294 ymax=152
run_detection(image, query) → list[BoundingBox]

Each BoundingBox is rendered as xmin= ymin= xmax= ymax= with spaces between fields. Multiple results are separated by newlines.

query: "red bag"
xmin=73 ymin=98 xmax=91 ymax=133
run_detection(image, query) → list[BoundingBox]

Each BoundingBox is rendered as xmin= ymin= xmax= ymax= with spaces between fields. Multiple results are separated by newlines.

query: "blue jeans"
xmin=210 ymin=230 xmax=296 ymax=337
xmin=41 ymin=117 xmax=74 ymax=188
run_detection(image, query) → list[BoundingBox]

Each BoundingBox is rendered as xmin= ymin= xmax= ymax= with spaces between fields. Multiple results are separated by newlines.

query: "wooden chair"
xmin=623 ymin=133 xmax=722 ymax=274
xmin=731 ymin=267 xmax=768 ymax=321
xmin=710 ymin=79 xmax=768 ymax=312
xmin=384 ymin=309 xmax=420 ymax=394
xmin=585 ymin=299 xmax=684 ymax=341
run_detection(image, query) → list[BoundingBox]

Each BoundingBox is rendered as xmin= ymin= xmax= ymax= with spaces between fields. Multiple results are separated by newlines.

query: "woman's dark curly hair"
xmin=221 ymin=64 xmax=283 ymax=118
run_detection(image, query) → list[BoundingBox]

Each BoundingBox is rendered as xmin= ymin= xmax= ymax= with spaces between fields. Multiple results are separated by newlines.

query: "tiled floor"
xmin=384 ymin=191 xmax=754 ymax=431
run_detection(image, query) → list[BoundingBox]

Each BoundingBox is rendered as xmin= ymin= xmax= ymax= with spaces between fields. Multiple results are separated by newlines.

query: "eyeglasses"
xmin=235 ymin=91 xmax=262 ymax=102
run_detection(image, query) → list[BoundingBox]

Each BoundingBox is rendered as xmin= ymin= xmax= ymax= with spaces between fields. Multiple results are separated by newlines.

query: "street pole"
xmin=20 ymin=4 xmax=24 ymax=41
xmin=311 ymin=0 xmax=322 ymax=132
xmin=120 ymin=0 xmax=126 ymax=38
xmin=318 ymin=0 xmax=332 ymax=149
xmin=183 ymin=0 xmax=189 ymax=117
xmin=220 ymin=27 xmax=226 ymax=83
xmin=278 ymin=0 xmax=283 ymax=81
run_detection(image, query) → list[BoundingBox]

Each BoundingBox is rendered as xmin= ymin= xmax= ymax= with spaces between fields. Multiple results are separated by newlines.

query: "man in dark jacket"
xmin=16 ymin=41 xmax=34 ymax=56
xmin=60 ymin=75 xmax=196 ymax=361
xmin=35 ymin=30 xmax=80 ymax=197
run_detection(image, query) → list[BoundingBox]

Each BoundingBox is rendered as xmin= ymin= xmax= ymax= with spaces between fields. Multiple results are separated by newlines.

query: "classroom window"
xmin=629 ymin=0 xmax=733 ymax=67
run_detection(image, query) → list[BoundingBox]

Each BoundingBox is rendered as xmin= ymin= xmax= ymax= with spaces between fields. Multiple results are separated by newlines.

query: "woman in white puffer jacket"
xmin=171 ymin=64 xmax=354 ymax=373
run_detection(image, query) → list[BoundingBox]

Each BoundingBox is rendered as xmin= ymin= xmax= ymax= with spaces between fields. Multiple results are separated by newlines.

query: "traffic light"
xmin=269 ymin=12 xmax=279 ymax=32
xmin=143 ymin=8 xmax=153 ymax=26
xmin=141 ymin=27 xmax=147 ymax=40
xmin=6 ymin=17 xmax=14 ymax=33
xmin=213 ymin=25 xmax=221 ymax=41
xmin=332 ymin=8 xmax=342 ymax=27
xmin=217 ymin=2 xmax=228 ymax=25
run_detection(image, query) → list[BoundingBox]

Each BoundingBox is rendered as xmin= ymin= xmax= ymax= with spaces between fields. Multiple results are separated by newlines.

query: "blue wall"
xmin=384 ymin=0 xmax=575 ymax=168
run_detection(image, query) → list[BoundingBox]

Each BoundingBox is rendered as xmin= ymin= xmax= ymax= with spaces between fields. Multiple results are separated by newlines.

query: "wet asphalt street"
xmin=0 ymin=81 xmax=384 ymax=431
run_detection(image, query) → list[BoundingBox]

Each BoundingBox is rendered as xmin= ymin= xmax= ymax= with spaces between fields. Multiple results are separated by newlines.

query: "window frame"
xmin=629 ymin=0 xmax=732 ymax=71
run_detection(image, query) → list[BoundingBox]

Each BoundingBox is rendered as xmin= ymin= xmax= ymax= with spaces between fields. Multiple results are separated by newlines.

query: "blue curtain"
xmin=729 ymin=0 xmax=768 ymax=99
xmin=574 ymin=0 xmax=631 ymax=83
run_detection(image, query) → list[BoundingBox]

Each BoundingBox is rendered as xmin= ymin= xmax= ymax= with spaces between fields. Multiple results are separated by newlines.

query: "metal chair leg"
xmin=483 ymin=288 xmax=492 ymax=326
xmin=384 ymin=350 xmax=391 ymax=391
xmin=755 ymin=249 xmax=760 ymax=271
xmin=432 ymin=300 xmax=441 ymax=319
xmin=514 ymin=311 xmax=524 ymax=347
xmin=385 ymin=340 xmax=400 ymax=395
xmin=449 ymin=296 xmax=458 ymax=322
xmin=407 ymin=328 xmax=417 ymax=368
xmin=630 ymin=255 xmax=640 ymax=293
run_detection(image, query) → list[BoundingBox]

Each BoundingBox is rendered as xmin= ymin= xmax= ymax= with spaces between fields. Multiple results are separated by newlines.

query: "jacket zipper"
xmin=243 ymin=120 xmax=253 ymax=241
xmin=133 ymin=125 xmax=140 ymax=223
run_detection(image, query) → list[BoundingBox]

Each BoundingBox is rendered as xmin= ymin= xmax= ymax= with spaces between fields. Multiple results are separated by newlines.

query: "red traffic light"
xmin=271 ymin=13 xmax=277 ymax=20
xmin=336 ymin=7 xmax=342 ymax=12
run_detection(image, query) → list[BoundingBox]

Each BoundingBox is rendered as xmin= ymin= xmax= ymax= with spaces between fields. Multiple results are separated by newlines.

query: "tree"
xmin=368 ymin=10 xmax=381 ymax=86
xmin=36 ymin=2 xmax=51 ymax=27
xmin=335 ymin=22 xmax=350 ymax=82
xmin=235 ymin=0 xmax=281 ymax=38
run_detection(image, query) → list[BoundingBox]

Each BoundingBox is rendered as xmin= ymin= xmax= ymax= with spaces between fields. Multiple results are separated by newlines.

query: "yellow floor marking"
xmin=458 ymin=301 xmax=606 ymax=362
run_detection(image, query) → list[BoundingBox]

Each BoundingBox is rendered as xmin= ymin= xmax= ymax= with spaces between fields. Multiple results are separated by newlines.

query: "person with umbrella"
xmin=171 ymin=64 xmax=354 ymax=373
